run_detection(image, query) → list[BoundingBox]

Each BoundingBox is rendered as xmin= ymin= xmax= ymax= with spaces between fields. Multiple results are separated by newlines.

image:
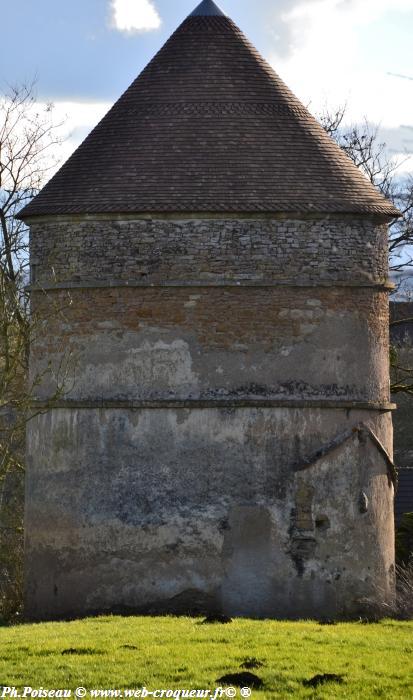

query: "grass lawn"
xmin=0 ymin=616 xmax=412 ymax=699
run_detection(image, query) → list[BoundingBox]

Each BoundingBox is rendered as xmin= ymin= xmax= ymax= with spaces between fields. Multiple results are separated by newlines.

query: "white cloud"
xmin=0 ymin=94 xmax=114 ymax=189
xmin=266 ymin=0 xmax=413 ymax=171
xmin=111 ymin=0 xmax=161 ymax=33
xmin=52 ymin=100 xmax=113 ymax=164
xmin=21 ymin=100 xmax=113 ymax=182
xmin=268 ymin=0 xmax=413 ymax=126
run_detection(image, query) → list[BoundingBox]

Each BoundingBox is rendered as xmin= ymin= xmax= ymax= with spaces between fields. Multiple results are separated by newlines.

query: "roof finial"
xmin=189 ymin=0 xmax=226 ymax=17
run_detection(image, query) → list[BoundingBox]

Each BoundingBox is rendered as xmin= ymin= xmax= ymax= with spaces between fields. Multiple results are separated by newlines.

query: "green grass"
xmin=0 ymin=617 xmax=412 ymax=699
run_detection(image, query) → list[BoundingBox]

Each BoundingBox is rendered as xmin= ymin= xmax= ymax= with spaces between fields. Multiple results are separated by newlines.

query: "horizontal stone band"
xmin=31 ymin=399 xmax=396 ymax=411
xmin=28 ymin=280 xmax=395 ymax=292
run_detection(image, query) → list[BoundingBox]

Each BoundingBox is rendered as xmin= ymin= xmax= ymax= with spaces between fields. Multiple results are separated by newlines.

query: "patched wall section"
xmin=30 ymin=286 xmax=390 ymax=403
xmin=25 ymin=408 xmax=394 ymax=620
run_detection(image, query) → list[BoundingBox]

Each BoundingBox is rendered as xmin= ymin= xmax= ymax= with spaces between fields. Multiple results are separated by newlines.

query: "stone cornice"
xmin=27 ymin=279 xmax=395 ymax=292
xmin=31 ymin=398 xmax=396 ymax=411
xmin=23 ymin=211 xmax=392 ymax=225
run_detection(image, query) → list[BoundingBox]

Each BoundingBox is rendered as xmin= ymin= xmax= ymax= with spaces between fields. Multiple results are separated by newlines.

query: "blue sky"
xmin=2 ymin=0 xmax=413 ymax=171
xmin=2 ymin=1 xmax=275 ymax=101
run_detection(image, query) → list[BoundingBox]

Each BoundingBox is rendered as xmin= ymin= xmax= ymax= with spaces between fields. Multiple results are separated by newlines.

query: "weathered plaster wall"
xmin=25 ymin=215 xmax=394 ymax=620
xmin=25 ymin=408 xmax=394 ymax=620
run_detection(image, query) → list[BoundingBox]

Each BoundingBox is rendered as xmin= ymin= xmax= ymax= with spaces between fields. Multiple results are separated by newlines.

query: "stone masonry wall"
xmin=29 ymin=216 xmax=389 ymax=286
xmin=25 ymin=214 xmax=395 ymax=620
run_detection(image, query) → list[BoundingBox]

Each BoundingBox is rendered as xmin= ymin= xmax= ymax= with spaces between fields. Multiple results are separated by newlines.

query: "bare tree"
xmin=319 ymin=106 xmax=413 ymax=398
xmin=319 ymin=106 xmax=413 ymax=274
xmin=0 ymin=82 xmax=66 ymax=620
xmin=0 ymin=82 xmax=63 ymax=285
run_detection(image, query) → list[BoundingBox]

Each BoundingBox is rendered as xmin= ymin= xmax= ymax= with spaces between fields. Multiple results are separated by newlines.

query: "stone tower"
xmin=20 ymin=0 xmax=399 ymax=620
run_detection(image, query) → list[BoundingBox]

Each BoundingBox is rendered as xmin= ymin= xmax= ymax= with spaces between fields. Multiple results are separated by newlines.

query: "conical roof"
xmin=19 ymin=1 xmax=399 ymax=219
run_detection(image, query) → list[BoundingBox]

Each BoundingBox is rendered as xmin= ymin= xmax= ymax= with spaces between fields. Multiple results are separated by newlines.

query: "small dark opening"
xmin=315 ymin=515 xmax=330 ymax=531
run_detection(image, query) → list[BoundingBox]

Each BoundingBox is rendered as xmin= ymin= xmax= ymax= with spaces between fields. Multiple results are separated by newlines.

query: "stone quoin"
xmin=19 ymin=0 xmax=399 ymax=620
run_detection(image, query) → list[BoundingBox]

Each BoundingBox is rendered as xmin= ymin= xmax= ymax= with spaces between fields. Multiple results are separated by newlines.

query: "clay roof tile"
xmin=18 ymin=3 xmax=399 ymax=219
